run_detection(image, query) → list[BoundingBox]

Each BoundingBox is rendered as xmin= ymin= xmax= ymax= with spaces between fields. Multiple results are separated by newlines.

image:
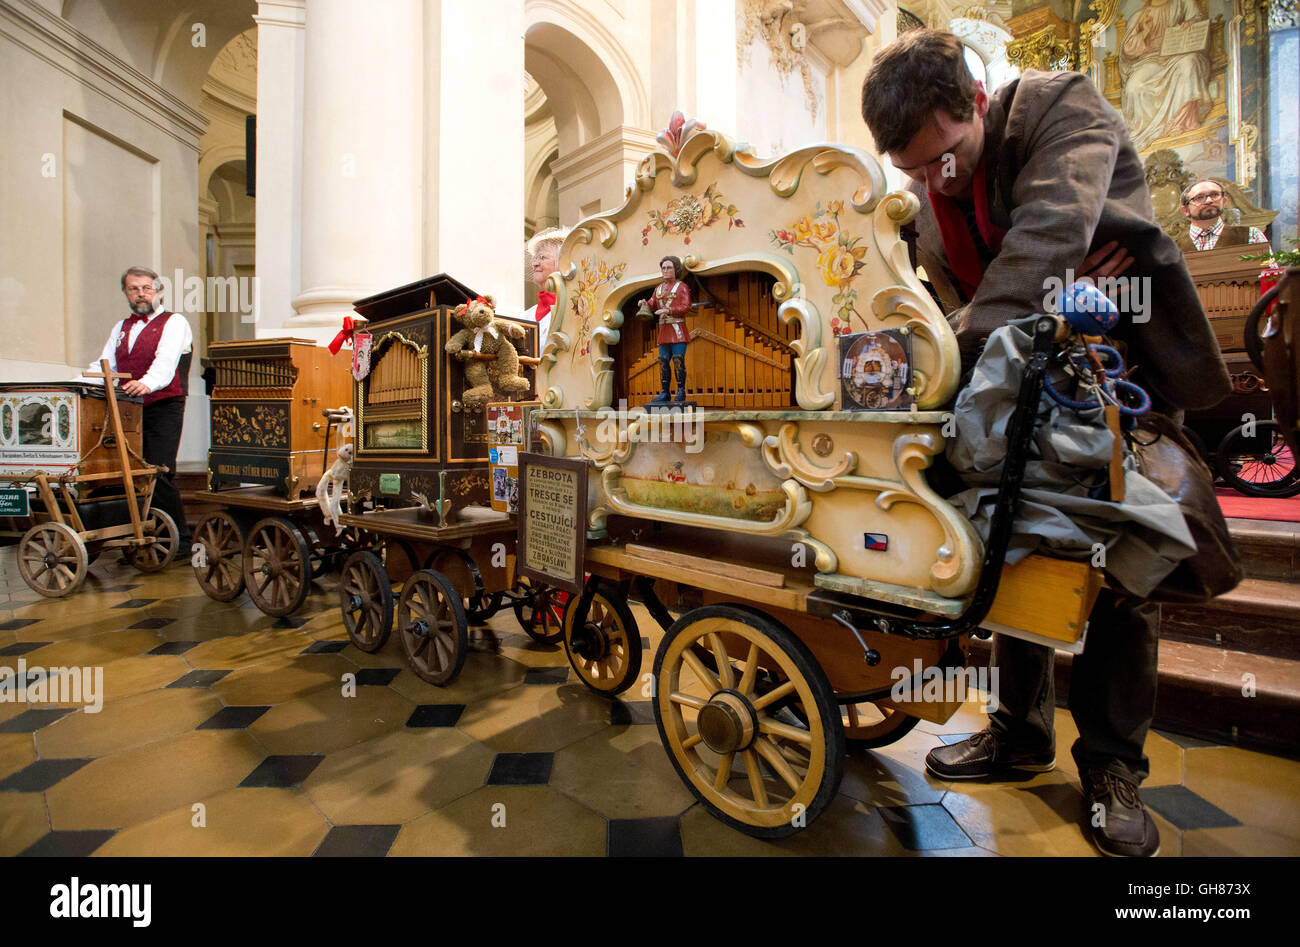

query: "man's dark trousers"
xmin=143 ymin=396 xmax=190 ymax=546
xmin=987 ymin=589 xmax=1160 ymax=783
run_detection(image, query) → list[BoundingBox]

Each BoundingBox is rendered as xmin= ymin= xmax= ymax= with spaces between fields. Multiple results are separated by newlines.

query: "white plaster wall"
xmin=0 ymin=3 xmax=207 ymax=468
xmin=736 ymin=37 xmax=828 ymax=156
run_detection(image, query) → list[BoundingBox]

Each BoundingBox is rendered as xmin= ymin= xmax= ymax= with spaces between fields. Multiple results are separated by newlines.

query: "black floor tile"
xmin=166 ymin=669 xmax=232 ymax=688
xmin=301 ymin=640 xmax=348 ymax=655
xmin=197 ymin=705 xmax=270 ymax=729
xmin=148 ymin=640 xmax=199 ymax=656
xmin=486 ymin=752 xmax=553 ymax=786
xmin=129 ymin=617 xmax=175 ymax=630
xmin=640 ymin=635 xmax=651 ymax=650
xmin=406 ymin=704 xmax=466 ymax=728
xmin=112 ymin=598 xmax=156 ymax=609
xmin=0 ymin=619 xmax=40 ymax=631
xmin=523 ymin=666 xmax=569 ymax=685
xmin=1143 ymin=785 xmax=1241 ymax=830
xmin=274 ymin=616 xmax=308 ymax=629
xmin=354 ymin=668 xmax=401 ymax=686
xmin=608 ymin=816 xmax=683 ymax=857
xmin=879 ymin=804 xmax=974 ymax=851
xmin=0 ymin=641 xmax=50 ymax=656
xmin=0 ymin=708 xmax=77 ymax=733
xmin=610 ymin=700 xmax=655 ymax=726
xmin=20 ymin=830 xmax=116 ymax=857
xmin=313 ymin=824 xmax=401 ymax=857
xmin=0 ymin=758 xmax=94 ymax=792
xmin=239 ymin=754 xmax=324 ymax=788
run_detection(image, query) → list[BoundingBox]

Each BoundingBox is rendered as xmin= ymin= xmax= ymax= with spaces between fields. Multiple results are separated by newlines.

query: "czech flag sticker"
xmin=865 ymin=532 xmax=889 ymax=551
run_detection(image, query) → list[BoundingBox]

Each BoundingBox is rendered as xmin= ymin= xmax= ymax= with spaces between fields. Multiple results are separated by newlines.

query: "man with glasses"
xmin=81 ymin=266 xmax=193 ymax=556
xmin=1178 ymin=179 xmax=1268 ymax=252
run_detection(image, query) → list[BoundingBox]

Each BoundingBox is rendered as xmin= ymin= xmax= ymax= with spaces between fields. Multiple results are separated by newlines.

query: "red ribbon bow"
xmin=328 ymin=316 xmax=355 ymax=355
xmin=535 ymin=291 xmax=556 ymax=321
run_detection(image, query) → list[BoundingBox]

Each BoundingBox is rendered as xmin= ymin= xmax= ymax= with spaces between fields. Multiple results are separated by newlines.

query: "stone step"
xmin=1162 ymin=578 xmax=1300 ymax=660
xmin=968 ymin=634 xmax=1300 ymax=760
xmin=1227 ymin=517 xmax=1299 ymax=582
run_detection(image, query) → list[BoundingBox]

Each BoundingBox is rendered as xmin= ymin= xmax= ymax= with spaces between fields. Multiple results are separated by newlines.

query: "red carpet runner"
xmin=1217 ymin=488 xmax=1300 ymax=522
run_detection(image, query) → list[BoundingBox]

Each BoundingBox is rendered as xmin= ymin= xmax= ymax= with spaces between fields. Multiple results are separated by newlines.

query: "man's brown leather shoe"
xmin=924 ymin=729 xmax=1056 ymax=779
xmin=1081 ymin=769 xmax=1160 ymax=857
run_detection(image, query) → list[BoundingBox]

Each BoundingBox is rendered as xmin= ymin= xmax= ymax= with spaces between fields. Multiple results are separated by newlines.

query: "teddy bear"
xmin=444 ymin=294 xmax=530 ymax=409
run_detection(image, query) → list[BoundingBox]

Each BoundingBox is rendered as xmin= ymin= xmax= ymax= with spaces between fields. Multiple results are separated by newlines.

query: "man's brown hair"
xmin=120 ymin=266 xmax=159 ymax=290
xmin=861 ymin=29 xmax=978 ymax=156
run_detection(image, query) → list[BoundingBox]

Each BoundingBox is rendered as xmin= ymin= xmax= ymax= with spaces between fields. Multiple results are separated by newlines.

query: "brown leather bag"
xmin=1129 ymin=414 xmax=1244 ymax=604
xmin=1245 ymin=266 xmax=1300 ymax=456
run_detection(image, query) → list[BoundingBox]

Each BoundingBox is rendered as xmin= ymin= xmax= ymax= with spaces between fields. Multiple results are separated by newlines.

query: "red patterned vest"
xmin=114 ymin=312 xmax=185 ymax=406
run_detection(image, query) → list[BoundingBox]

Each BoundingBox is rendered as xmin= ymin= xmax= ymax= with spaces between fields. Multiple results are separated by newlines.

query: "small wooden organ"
xmin=0 ymin=383 xmax=143 ymax=480
xmin=349 ymin=273 xmax=538 ymax=507
xmin=205 ymin=338 xmax=352 ymax=497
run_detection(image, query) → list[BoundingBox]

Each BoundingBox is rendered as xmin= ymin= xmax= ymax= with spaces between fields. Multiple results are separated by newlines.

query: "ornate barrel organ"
xmin=534 ymin=131 xmax=992 ymax=615
xmin=349 ymin=273 xmax=539 ymax=507
xmin=205 ymin=338 xmax=352 ymax=497
xmin=0 ymin=383 xmax=142 ymax=480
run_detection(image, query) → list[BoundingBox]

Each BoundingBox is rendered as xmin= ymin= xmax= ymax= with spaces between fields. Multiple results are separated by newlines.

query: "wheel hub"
xmin=411 ymin=620 xmax=430 ymax=639
xmin=572 ymin=622 xmax=608 ymax=661
xmin=697 ymin=690 xmax=758 ymax=754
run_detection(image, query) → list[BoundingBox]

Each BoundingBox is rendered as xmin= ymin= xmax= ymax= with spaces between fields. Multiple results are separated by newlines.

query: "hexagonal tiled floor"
xmin=2 ymin=546 xmax=1298 ymax=858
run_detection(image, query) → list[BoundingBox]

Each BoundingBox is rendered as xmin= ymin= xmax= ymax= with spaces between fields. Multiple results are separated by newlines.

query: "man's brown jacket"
xmin=909 ymin=70 xmax=1231 ymax=414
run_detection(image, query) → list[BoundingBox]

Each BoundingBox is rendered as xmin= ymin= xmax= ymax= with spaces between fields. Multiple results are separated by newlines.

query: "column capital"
xmin=254 ymin=0 xmax=306 ymax=30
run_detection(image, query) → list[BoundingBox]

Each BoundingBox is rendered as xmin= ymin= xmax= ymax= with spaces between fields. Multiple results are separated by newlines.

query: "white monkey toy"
xmin=315 ymin=442 xmax=353 ymax=528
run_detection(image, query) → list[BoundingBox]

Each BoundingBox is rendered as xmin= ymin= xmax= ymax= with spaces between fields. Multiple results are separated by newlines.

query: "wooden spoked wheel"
xmin=563 ymin=579 xmax=641 ymax=696
xmin=125 ymin=509 xmax=179 ymax=573
xmin=242 ymin=516 xmax=313 ymax=616
xmin=512 ymin=576 xmax=566 ymax=644
xmin=398 ymin=569 xmax=468 ymax=685
xmin=653 ymin=604 xmax=845 ymax=838
xmin=838 ymin=700 xmax=919 ymax=749
xmin=339 ymin=550 xmax=394 ymax=653
xmin=18 ymin=522 xmax=89 ymax=597
xmin=191 ymin=511 xmax=246 ymax=601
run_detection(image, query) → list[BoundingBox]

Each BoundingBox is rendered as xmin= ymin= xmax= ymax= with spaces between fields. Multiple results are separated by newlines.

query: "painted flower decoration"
xmin=769 ymin=198 xmax=868 ymax=332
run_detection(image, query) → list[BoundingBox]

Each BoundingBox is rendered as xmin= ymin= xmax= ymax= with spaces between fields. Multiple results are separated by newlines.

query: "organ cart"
xmin=525 ymin=126 xmax=1106 ymax=837
xmin=332 ymin=275 xmax=551 ymax=683
xmin=184 ymin=338 xmax=354 ymax=615
xmin=1 ymin=366 xmax=179 ymax=596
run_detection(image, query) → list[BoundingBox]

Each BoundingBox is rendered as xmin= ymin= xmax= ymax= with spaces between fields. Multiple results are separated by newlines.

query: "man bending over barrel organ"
xmin=860 ymin=30 xmax=1229 ymax=857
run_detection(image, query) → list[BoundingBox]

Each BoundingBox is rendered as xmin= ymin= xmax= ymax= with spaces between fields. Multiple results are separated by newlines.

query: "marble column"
xmin=290 ymin=0 xmax=424 ymax=339
xmin=252 ymin=0 xmax=305 ymax=337
xmin=422 ymin=0 xmax=526 ymax=311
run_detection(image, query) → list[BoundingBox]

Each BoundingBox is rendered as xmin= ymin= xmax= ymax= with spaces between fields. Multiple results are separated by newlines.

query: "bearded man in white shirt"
xmin=83 ymin=266 xmax=194 ymax=551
